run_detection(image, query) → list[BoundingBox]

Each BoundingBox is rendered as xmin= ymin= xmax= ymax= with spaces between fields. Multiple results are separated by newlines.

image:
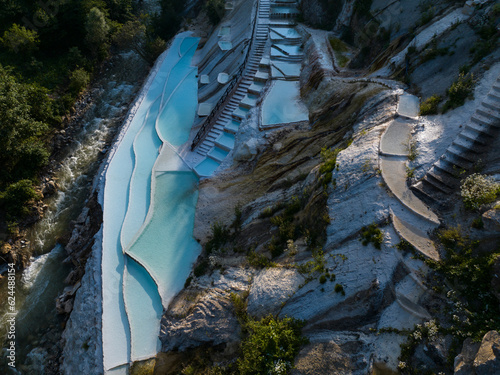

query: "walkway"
xmin=379 ymin=94 xmax=440 ymax=260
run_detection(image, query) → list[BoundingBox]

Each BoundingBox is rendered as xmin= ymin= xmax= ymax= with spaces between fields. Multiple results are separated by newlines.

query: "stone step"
xmin=447 ymin=144 xmax=476 ymax=163
xmin=433 ymin=158 xmax=457 ymax=177
xmin=464 ymin=123 xmax=495 ymax=138
xmin=482 ymin=97 xmax=500 ymax=112
xmin=451 ymin=137 xmax=480 ymax=154
xmin=453 ymin=134 xmax=484 ymax=152
xmin=471 ymin=112 xmax=499 ymax=128
xmin=422 ymin=173 xmax=452 ymax=194
xmin=459 ymin=129 xmax=488 ymax=145
xmin=477 ymin=106 xmax=500 ymax=122
xmin=442 ymin=152 xmax=473 ymax=171
xmin=488 ymin=91 xmax=500 ymax=101
xmin=426 ymin=169 xmax=456 ymax=192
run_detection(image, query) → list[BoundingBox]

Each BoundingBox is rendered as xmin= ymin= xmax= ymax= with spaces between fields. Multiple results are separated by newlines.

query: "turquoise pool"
xmin=102 ymin=35 xmax=200 ymax=370
xmin=262 ymin=81 xmax=309 ymax=125
xmin=125 ymin=172 xmax=200 ymax=307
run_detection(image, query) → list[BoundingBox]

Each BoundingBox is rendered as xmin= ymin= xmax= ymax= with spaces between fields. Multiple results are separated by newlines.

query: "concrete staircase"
xmin=192 ymin=0 xmax=272 ymax=176
xmin=413 ymin=75 xmax=500 ymax=201
xmin=193 ymin=0 xmax=305 ymax=177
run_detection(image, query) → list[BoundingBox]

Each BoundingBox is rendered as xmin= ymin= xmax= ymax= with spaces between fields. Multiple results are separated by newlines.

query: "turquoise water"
xmin=120 ymin=98 xmax=162 ymax=249
xmin=123 ymin=258 xmax=162 ymax=362
xmin=271 ymin=6 xmax=299 ymax=14
xmin=194 ymin=158 xmax=221 ymax=177
xmin=262 ymin=81 xmax=309 ymax=125
xmin=125 ymin=172 xmax=200 ymax=307
xmin=102 ymin=35 xmax=200 ymax=370
xmin=208 ymin=146 xmax=229 ymax=161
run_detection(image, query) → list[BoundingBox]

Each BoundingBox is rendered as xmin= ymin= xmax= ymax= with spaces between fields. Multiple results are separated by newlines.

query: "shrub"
xmin=247 ymin=251 xmax=272 ymax=268
xmin=1 ymin=24 xmax=39 ymax=54
xmin=443 ymin=72 xmax=475 ymax=111
xmin=237 ymin=315 xmax=308 ymax=375
xmin=69 ymin=68 xmax=90 ymax=95
xmin=471 ymin=217 xmax=484 ymax=229
xmin=319 ymin=274 xmax=327 ymax=284
xmin=460 ymin=173 xmax=499 ymax=210
xmin=193 ymin=259 xmax=209 ymax=277
xmin=334 ymin=283 xmax=345 ymax=295
xmin=360 ymin=223 xmax=383 ymax=249
xmin=329 ymin=37 xmax=348 ymax=52
xmin=0 ymin=179 xmax=39 ymax=218
xmin=205 ymin=222 xmax=231 ymax=254
xmin=419 ymin=95 xmax=441 ymax=115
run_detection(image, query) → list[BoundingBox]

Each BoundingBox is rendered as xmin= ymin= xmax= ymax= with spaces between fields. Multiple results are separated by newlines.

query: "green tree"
xmin=1 ymin=23 xmax=40 ymax=54
xmin=0 ymin=179 xmax=39 ymax=218
xmin=85 ymin=7 xmax=110 ymax=53
xmin=0 ymin=65 xmax=50 ymax=183
xmin=69 ymin=67 xmax=91 ymax=95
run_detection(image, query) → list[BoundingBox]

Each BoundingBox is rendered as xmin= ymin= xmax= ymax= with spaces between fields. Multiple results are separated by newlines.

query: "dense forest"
xmin=0 ymin=0 xmax=186 ymax=232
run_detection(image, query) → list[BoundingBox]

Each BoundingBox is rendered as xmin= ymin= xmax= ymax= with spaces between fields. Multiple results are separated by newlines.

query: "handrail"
xmin=191 ymin=0 xmax=260 ymax=151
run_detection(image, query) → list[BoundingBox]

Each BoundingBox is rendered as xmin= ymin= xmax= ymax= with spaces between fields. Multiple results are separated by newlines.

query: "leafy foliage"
xmin=359 ymin=223 xmax=383 ymax=249
xmin=460 ymin=173 xmax=499 ymax=210
xmin=0 ymin=179 xmax=40 ymax=217
xmin=1 ymin=24 xmax=39 ymax=54
xmin=237 ymin=315 xmax=308 ymax=375
xmin=443 ymin=72 xmax=475 ymax=112
xmin=419 ymin=94 xmax=441 ymax=115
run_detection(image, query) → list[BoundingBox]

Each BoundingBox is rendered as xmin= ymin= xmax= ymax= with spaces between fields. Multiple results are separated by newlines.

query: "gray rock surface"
xmin=247 ymin=268 xmax=305 ymax=318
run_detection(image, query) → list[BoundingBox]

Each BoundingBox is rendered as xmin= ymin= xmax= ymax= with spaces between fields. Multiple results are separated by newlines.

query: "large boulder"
xmin=454 ymin=331 xmax=500 ymax=374
xmin=473 ymin=330 xmax=500 ymax=374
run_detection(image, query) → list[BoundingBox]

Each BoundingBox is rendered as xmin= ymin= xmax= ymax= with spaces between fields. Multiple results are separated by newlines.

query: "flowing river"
xmin=0 ymin=50 xmax=148 ymax=374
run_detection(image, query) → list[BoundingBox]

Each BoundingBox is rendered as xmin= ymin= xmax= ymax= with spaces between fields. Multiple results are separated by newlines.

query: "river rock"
xmin=42 ymin=180 xmax=59 ymax=196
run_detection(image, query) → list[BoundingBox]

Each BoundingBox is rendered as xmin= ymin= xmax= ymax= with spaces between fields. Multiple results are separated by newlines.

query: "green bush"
xmin=419 ymin=95 xmax=441 ymax=115
xmin=334 ymin=283 xmax=345 ymax=295
xmin=205 ymin=222 xmax=231 ymax=254
xmin=193 ymin=259 xmax=209 ymax=277
xmin=443 ymin=72 xmax=475 ymax=111
xmin=247 ymin=250 xmax=272 ymax=268
xmin=426 ymin=228 xmax=500 ymax=341
xmin=360 ymin=223 xmax=383 ymax=249
xmin=0 ymin=179 xmax=39 ymax=218
xmin=69 ymin=68 xmax=91 ymax=95
xmin=319 ymin=274 xmax=327 ymax=284
xmin=460 ymin=173 xmax=499 ymax=210
xmin=1 ymin=23 xmax=39 ymax=54
xmin=237 ymin=315 xmax=308 ymax=375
